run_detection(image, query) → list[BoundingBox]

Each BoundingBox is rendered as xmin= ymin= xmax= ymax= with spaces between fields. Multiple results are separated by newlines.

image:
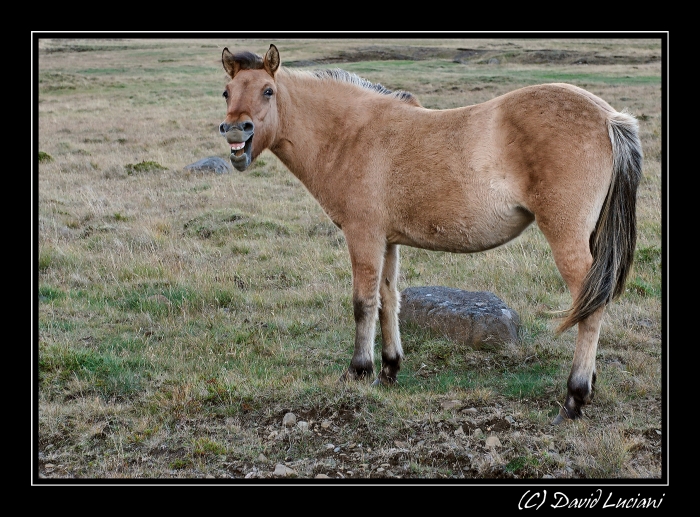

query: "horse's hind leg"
xmin=541 ymin=226 xmax=602 ymax=423
xmin=557 ymin=307 xmax=605 ymax=423
xmin=375 ymin=243 xmax=404 ymax=385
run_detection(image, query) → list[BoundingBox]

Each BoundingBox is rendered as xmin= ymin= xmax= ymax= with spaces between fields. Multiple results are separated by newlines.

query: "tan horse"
xmin=219 ymin=44 xmax=642 ymax=424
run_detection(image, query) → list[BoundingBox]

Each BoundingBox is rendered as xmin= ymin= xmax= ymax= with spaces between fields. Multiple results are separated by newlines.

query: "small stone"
xmin=485 ymin=435 xmax=502 ymax=447
xmin=282 ymin=412 xmax=296 ymax=427
xmin=441 ymin=400 xmax=461 ymax=410
xmin=273 ymin=464 xmax=296 ymax=477
xmin=315 ymin=473 xmax=330 ymax=479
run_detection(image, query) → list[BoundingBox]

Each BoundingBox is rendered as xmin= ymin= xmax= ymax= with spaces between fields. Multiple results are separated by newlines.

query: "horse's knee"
xmin=353 ymin=295 xmax=377 ymax=322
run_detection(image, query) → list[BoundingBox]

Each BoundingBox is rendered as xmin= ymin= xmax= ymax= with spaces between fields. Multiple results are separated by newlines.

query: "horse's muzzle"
xmin=219 ymin=122 xmax=254 ymax=172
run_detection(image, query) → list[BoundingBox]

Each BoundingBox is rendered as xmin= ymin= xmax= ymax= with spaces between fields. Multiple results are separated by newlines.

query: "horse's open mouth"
xmin=228 ymin=137 xmax=253 ymax=171
xmin=223 ymin=127 xmax=254 ymax=171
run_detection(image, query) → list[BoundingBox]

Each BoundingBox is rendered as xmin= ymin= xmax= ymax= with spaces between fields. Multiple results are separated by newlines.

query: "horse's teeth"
xmin=230 ymin=142 xmax=245 ymax=150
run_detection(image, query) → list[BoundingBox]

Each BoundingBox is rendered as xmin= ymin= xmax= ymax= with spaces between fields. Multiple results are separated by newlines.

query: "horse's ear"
xmin=221 ymin=47 xmax=237 ymax=79
xmin=263 ymin=44 xmax=280 ymax=77
xmin=222 ymin=47 xmax=241 ymax=78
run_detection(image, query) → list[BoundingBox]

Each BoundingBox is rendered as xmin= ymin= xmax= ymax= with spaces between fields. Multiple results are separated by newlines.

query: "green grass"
xmin=345 ymin=60 xmax=660 ymax=86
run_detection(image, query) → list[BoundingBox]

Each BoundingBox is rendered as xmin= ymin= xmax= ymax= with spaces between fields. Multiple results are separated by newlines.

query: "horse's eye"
xmin=222 ymin=91 xmax=228 ymax=99
xmin=263 ymin=88 xmax=273 ymax=98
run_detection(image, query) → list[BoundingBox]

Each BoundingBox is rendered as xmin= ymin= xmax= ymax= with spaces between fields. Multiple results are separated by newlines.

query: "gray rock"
xmin=273 ymin=464 xmax=296 ymax=477
xmin=282 ymin=412 xmax=297 ymax=427
xmin=399 ymin=286 xmax=520 ymax=350
xmin=485 ymin=435 xmax=502 ymax=447
xmin=183 ymin=156 xmax=232 ymax=174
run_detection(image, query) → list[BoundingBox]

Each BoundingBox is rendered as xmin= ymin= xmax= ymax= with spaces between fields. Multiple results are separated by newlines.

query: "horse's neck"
xmin=271 ymin=73 xmax=364 ymax=191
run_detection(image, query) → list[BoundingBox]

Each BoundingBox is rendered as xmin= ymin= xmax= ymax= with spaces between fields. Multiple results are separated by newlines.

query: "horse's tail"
xmin=558 ymin=109 xmax=644 ymax=333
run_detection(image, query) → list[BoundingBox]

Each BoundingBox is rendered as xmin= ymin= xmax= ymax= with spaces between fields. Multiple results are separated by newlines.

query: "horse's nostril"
xmin=242 ymin=121 xmax=254 ymax=133
xmin=219 ymin=122 xmax=228 ymax=135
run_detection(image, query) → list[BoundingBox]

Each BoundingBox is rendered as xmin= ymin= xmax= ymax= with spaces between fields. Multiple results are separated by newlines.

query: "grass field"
xmin=34 ymin=35 xmax=666 ymax=485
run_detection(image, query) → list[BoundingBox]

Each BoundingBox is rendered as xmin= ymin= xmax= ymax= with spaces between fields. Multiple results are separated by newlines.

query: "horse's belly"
xmin=389 ymin=206 xmax=534 ymax=253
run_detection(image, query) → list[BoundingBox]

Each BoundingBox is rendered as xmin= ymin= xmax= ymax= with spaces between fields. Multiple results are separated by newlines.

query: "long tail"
xmin=558 ymin=109 xmax=644 ymax=333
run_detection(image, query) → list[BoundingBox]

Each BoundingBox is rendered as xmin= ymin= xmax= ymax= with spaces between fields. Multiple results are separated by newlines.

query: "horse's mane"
xmin=228 ymin=50 xmax=264 ymax=70
xmin=231 ymin=49 xmax=420 ymax=106
xmin=308 ymin=68 xmax=418 ymax=105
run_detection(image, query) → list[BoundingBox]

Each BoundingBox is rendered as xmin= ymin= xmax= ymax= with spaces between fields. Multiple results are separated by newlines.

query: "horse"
xmin=218 ymin=44 xmax=643 ymax=424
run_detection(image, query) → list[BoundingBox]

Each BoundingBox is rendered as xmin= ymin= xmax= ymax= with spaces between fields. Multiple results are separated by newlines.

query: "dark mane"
xmin=310 ymin=68 xmax=418 ymax=105
xmin=230 ymin=51 xmax=264 ymax=70
xmin=231 ymin=49 xmax=419 ymax=105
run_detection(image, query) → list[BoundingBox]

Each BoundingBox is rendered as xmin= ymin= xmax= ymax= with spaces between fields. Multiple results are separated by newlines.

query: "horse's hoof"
xmin=551 ymin=406 xmax=577 ymax=425
xmin=339 ymin=372 xmax=355 ymax=383
xmin=339 ymin=368 xmax=373 ymax=383
xmin=338 ymin=370 xmax=355 ymax=383
xmin=551 ymin=411 xmax=568 ymax=425
xmin=372 ymin=373 xmax=398 ymax=387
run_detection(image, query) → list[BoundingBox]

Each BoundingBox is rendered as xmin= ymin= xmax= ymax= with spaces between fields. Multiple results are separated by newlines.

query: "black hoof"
xmin=551 ymin=394 xmax=584 ymax=425
xmin=372 ymin=373 xmax=397 ymax=386
xmin=376 ymin=356 xmax=400 ymax=386
xmin=554 ymin=372 xmax=595 ymax=424
xmin=339 ymin=366 xmax=374 ymax=383
xmin=551 ymin=407 xmax=574 ymax=425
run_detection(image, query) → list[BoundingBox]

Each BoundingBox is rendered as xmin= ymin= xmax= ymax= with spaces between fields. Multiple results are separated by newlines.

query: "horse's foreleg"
xmin=375 ymin=243 xmax=403 ymax=385
xmin=339 ymin=234 xmax=384 ymax=383
xmin=552 ymin=307 xmax=604 ymax=424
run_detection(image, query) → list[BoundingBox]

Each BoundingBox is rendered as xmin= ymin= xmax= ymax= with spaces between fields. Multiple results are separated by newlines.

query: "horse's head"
xmin=219 ymin=44 xmax=281 ymax=172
